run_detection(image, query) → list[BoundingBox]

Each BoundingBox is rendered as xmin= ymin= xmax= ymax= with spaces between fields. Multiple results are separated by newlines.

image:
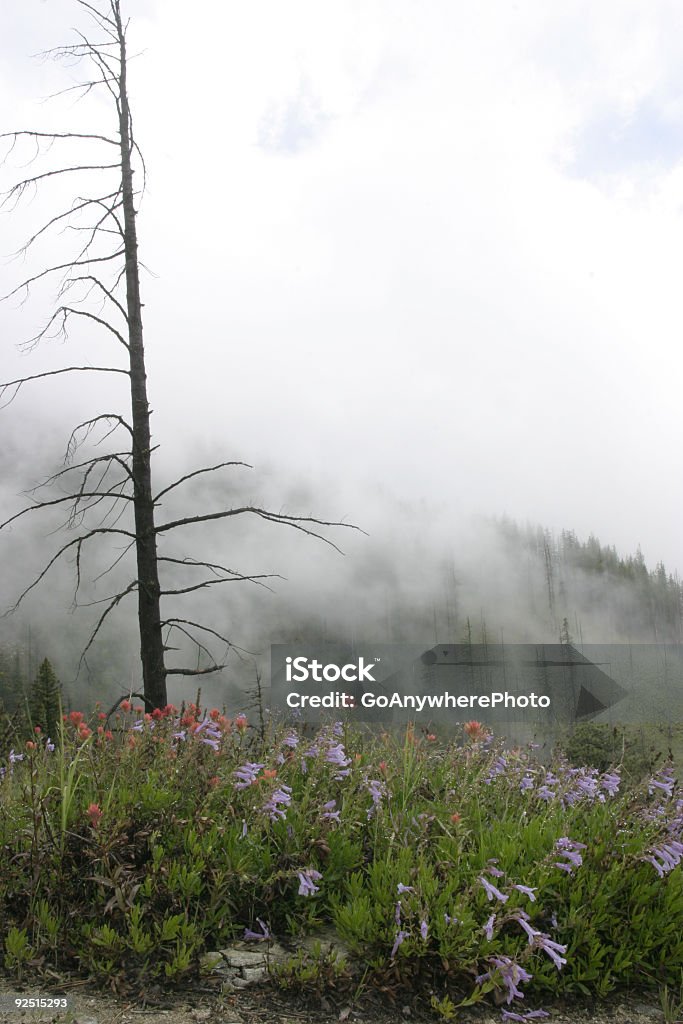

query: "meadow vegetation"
xmin=0 ymin=698 xmax=681 ymax=1023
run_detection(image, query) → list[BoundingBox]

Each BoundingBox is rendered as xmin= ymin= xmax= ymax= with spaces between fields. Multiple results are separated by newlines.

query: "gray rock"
xmin=219 ymin=949 xmax=266 ymax=969
xmin=239 ymin=966 xmax=266 ymax=984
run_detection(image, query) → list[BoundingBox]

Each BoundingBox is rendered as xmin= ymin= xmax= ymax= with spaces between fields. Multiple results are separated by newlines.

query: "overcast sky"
xmin=2 ymin=0 xmax=683 ymax=578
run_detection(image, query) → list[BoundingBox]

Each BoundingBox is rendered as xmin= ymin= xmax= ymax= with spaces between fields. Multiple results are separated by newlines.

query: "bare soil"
xmin=0 ymin=979 xmax=674 ymax=1024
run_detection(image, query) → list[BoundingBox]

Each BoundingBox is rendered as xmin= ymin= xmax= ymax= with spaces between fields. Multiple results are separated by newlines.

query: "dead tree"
xmin=0 ymin=1 xmax=357 ymax=709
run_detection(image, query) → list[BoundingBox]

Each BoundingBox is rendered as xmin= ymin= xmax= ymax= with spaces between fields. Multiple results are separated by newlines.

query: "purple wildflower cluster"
xmin=553 ymin=836 xmax=586 ymax=874
xmin=485 ymin=754 xmax=508 ymax=784
xmin=243 ymin=918 xmax=270 ymax=942
xmin=233 ymin=762 xmax=265 ymax=789
xmin=297 ymin=868 xmax=323 ymax=896
xmin=477 ymin=957 xmax=533 ymax=1004
xmin=364 ymin=777 xmax=387 ymax=819
xmin=525 ymin=764 xmax=622 ymax=807
xmin=262 ymin=783 xmax=293 ymax=822
xmin=643 ymin=840 xmax=683 ymax=877
xmin=321 ymin=798 xmax=341 ymax=823
xmin=649 ymin=766 xmax=676 ymax=799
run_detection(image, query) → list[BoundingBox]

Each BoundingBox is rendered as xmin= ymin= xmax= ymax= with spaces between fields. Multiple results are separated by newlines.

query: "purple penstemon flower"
xmin=263 ymin=784 xmax=293 ymax=822
xmin=395 ymin=901 xmax=402 ymax=926
xmin=325 ymin=743 xmax=351 ymax=769
xmin=297 ymin=869 xmax=323 ymax=896
xmin=365 ymin=778 xmax=386 ymax=818
xmin=644 ymin=840 xmax=683 ymax=876
xmin=513 ymin=912 xmax=541 ymax=945
xmin=486 ymin=859 xmax=505 ymax=878
xmin=520 ymin=775 xmax=534 ymax=793
xmin=480 ymin=876 xmax=509 ymax=903
xmin=420 ymin=920 xmax=428 ymax=941
xmin=601 ymin=772 xmax=620 ymax=796
xmin=537 ymin=786 xmax=555 ymax=802
xmin=397 ymin=883 xmax=415 ymax=894
xmin=46 ymin=738 xmax=55 ymax=752
xmin=485 ymin=755 xmax=508 ymax=784
xmin=554 ymin=837 xmax=586 ymax=873
xmin=390 ymin=929 xmax=409 ymax=958
xmin=233 ymin=762 xmax=265 ymax=790
xmin=476 ymin=957 xmax=532 ymax=1004
xmin=282 ymin=731 xmax=299 ymax=748
xmin=513 ymin=884 xmax=537 ymax=902
xmin=484 ymin=914 xmax=496 ymax=940
xmin=649 ymin=770 xmax=675 ymax=799
xmin=321 ymin=798 xmax=341 ymax=822
xmin=535 ymin=934 xmax=567 ymax=970
xmin=243 ymin=918 xmax=270 ymax=941
xmin=9 ymin=750 xmax=24 ymax=763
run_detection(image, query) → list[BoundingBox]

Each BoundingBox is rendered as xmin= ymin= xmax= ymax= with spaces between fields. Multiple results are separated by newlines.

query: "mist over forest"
xmin=1 ymin=486 xmax=680 ymax=715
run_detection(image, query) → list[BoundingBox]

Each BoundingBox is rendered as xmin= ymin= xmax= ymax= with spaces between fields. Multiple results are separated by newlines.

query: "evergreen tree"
xmin=29 ymin=659 xmax=62 ymax=739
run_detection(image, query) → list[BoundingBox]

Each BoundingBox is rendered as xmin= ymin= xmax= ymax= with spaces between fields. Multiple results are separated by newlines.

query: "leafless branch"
xmin=78 ymin=580 xmax=138 ymax=667
xmin=59 ymin=273 xmax=128 ymax=322
xmin=161 ymin=618 xmax=240 ymax=651
xmin=2 ymin=248 xmax=125 ymax=304
xmin=22 ymin=306 xmax=128 ymax=353
xmin=2 ymin=527 xmax=135 ymax=615
xmin=156 ymin=507 xmax=364 ymax=553
xmin=7 ymin=191 xmax=121 ymax=257
xmin=165 ymin=665 xmax=228 ymax=678
xmin=30 ymin=451 xmax=133 ymax=490
xmin=0 ymin=366 xmax=129 ymax=409
xmin=65 ymin=414 xmax=134 ymax=462
xmin=1 ymin=163 xmax=119 ymax=210
xmin=0 ymin=130 xmax=118 ymax=150
xmin=0 ymin=487 xmax=133 ymax=532
xmin=160 ymin=573 xmax=277 ymax=597
xmin=154 ymin=461 xmax=252 ymax=503
xmin=92 ymin=536 xmax=136 ymax=582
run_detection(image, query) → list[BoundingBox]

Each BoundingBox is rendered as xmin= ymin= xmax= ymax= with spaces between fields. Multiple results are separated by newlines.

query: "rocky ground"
xmin=0 ymin=982 xmax=674 ymax=1024
xmin=0 ymin=935 xmax=676 ymax=1024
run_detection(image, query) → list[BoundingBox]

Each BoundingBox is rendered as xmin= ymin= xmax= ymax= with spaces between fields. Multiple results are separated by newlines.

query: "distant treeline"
xmin=497 ymin=519 xmax=682 ymax=643
xmin=1 ymin=519 xmax=681 ymax=713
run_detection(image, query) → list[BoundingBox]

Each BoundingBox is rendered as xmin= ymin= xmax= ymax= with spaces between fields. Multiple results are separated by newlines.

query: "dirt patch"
xmin=0 ymin=979 xmax=673 ymax=1024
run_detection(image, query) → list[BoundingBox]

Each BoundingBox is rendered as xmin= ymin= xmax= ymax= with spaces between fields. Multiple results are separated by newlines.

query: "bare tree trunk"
xmin=0 ymin=0 xmax=359 ymax=711
xmin=114 ymin=4 xmax=166 ymax=709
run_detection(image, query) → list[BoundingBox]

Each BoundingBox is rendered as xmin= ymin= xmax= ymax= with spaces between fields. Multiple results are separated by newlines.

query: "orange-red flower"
xmin=120 ymin=699 xmax=132 ymax=713
xmin=87 ymin=803 xmax=102 ymax=827
xmin=463 ymin=720 xmax=488 ymax=742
